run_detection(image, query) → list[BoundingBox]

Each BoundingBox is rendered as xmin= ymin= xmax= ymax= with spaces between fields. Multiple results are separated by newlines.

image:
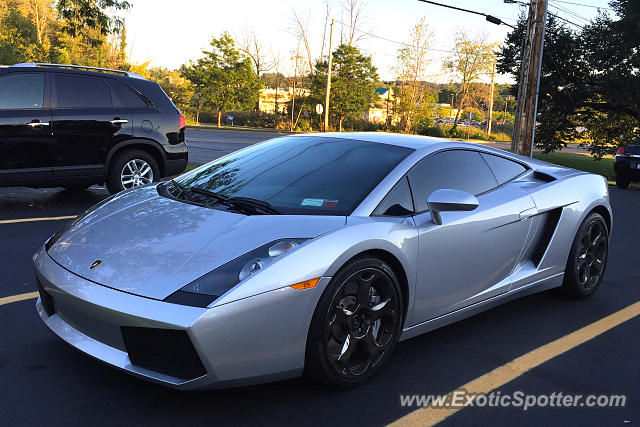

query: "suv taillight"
xmin=616 ymin=146 xmax=625 ymax=155
xmin=179 ymin=114 xmax=186 ymax=131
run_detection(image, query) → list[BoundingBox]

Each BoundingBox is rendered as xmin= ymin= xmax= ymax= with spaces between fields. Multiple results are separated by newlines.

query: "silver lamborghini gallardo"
xmin=34 ymin=133 xmax=612 ymax=389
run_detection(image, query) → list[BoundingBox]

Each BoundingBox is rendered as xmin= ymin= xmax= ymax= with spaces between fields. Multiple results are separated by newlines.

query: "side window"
xmin=109 ymin=80 xmax=148 ymax=108
xmin=372 ymin=177 xmax=414 ymax=216
xmin=54 ymin=74 xmax=112 ymax=108
xmin=408 ymin=150 xmax=498 ymax=212
xmin=0 ymin=73 xmax=44 ymax=109
xmin=481 ymin=153 xmax=527 ymax=185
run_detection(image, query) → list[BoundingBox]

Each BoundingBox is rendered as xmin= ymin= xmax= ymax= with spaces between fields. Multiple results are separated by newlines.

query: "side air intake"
xmin=530 ymin=208 xmax=563 ymax=266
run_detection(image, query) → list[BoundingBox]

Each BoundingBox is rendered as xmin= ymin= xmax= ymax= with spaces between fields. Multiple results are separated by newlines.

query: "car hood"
xmin=47 ymin=185 xmax=346 ymax=300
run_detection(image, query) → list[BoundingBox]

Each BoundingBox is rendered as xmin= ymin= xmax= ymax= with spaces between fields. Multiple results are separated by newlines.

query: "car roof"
xmin=295 ymin=132 xmax=447 ymax=150
xmin=4 ymin=63 xmax=145 ymax=81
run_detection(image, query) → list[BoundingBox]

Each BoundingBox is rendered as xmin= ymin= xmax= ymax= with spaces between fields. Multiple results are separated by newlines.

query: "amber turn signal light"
xmin=290 ymin=278 xmax=320 ymax=290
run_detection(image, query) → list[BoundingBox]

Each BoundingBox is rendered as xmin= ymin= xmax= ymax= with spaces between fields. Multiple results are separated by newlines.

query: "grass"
xmin=533 ymin=151 xmax=615 ymax=179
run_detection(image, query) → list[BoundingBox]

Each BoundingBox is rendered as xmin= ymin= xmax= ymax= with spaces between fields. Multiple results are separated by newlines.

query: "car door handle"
xmin=110 ymin=119 xmax=128 ymax=125
xmin=26 ymin=121 xmax=49 ymax=127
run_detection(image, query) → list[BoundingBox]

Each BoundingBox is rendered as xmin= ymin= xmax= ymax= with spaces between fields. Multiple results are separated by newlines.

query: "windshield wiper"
xmin=226 ymin=196 xmax=281 ymax=215
xmin=181 ymin=186 xmax=280 ymax=215
xmin=190 ymin=187 xmax=229 ymax=203
xmin=170 ymin=179 xmax=194 ymax=201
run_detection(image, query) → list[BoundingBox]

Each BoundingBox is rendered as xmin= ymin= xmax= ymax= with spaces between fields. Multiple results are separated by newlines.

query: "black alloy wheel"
xmin=563 ymin=212 xmax=609 ymax=299
xmin=306 ymin=256 xmax=403 ymax=388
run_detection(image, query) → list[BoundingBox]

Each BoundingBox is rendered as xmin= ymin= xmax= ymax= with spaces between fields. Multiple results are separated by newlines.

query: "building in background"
xmin=259 ymin=87 xmax=310 ymax=114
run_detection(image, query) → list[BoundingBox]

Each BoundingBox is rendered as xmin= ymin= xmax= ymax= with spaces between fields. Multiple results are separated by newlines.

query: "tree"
xmin=499 ymin=14 xmax=586 ymax=153
xmin=311 ymin=43 xmax=378 ymax=131
xmin=0 ymin=0 xmax=57 ymax=64
xmin=342 ymin=0 xmax=368 ymax=46
xmin=181 ymin=33 xmax=261 ymax=127
xmin=498 ymin=2 xmax=640 ymax=157
xmin=289 ymin=9 xmax=314 ymax=75
xmin=238 ymin=26 xmax=272 ymax=75
xmin=0 ymin=5 xmax=40 ymax=63
xmin=56 ymin=0 xmax=129 ymax=44
xmin=395 ymin=17 xmax=434 ymax=133
xmin=444 ymin=31 xmax=497 ymax=127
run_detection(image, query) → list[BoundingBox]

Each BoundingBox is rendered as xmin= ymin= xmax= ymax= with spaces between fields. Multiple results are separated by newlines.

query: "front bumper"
xmin=34 ymin=246 xmax=327 ymax=390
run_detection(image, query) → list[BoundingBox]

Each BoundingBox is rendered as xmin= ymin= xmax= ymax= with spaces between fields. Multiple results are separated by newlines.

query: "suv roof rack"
xmin=10 ymin=63 xmax=145 ymax=79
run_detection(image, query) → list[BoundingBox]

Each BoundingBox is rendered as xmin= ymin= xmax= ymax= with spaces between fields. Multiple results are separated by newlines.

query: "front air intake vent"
xmin=36 ymin=278 xmax=55 ymax=316
xmin=120 ymin=327 xmax=206 ymax=380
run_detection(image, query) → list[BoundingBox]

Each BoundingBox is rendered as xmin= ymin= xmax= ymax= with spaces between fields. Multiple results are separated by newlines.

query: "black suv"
xmin=0 ymin=63 xmax=188 ymax=194
xmin=614 ymin=143 xmax=640 ymax=189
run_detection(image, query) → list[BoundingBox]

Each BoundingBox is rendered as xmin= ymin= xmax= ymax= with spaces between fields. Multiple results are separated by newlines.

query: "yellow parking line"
xmin=391 ymin=301 xmax=640 ymax=427
xmin=0 ymin=291 xmax=39 ymax=306
xmin=0 ymin=215 xmax=76 ymax=225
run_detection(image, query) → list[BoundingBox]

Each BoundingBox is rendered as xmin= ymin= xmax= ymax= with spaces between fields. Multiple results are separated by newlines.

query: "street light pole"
xmin=324 ymin=19 xmax=334 ymax=132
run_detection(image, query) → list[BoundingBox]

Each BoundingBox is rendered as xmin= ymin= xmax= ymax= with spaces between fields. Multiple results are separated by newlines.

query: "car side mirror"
xmin=427 ymin=189 xmax=479 ymax=225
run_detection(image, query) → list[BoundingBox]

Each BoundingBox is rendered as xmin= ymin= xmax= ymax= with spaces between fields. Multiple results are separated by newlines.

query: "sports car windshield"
xmin=175 ymin=136 xmax=413 ymax=215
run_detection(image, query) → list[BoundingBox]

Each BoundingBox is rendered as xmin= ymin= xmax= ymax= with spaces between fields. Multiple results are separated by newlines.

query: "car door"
xmin=0 ymin=72 xmax=55 ymax=185
xmin=50 ymin=73 xmax=131 ymax=178
xmin=408 ymin=149 xmax=535 ymax=324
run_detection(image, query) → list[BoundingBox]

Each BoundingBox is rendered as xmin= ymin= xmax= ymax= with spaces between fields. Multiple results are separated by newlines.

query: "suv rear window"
xmin=0 ymin=73 xmax=44 ymax=109
xmin=109 ymin=80 xmax=148 ymax=107
xmin=54 ymin=74 xmax=112 ymax=108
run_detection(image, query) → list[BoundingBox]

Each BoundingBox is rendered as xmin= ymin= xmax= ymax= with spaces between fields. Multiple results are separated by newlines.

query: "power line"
xmin=548 ymin=9 xmax=585 ymax=29
xmin=417 ymin=0 xmax=516 ymax=29
xmin=549 ymin=3 xmax=590 ymax=23
xmin=549 ymin=0 xmax=613 ymax=11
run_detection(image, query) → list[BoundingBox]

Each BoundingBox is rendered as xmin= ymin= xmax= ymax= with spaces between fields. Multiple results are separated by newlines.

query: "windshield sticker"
xmin=322 ymin=200 xmax=338 ymax=207
xmin=301 ymin=198 xmax=325 ymax=207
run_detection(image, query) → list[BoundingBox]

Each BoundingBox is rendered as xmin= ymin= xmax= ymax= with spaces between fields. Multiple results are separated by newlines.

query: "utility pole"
xmin=290 ymin=56 xmax=297 ymax=132
xmin=511 ymin=0 xmax=548 ymax=156
xmin=324 ymin=19 xmax=334 ymax=132
xmin=487 ymin=59 xmax=496 ymax=137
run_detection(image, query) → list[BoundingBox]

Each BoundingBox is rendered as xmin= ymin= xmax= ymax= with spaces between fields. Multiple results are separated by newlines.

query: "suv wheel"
xmin=106 ymin=150 xmax=159 ymax=194
xmin=616 ymin=177 xmax=630 ymax=189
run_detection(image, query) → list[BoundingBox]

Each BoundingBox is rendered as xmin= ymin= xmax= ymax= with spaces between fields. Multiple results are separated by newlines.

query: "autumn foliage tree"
xmin=444 ymin=31 xmax=497 ymax=128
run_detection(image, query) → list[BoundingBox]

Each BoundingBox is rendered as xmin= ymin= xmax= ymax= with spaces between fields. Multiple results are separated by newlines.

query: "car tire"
xmin=616 ymin=178 xmax=630 ymax=189
xmin=562 ymin=212 xmax=609 ymax=299
xmin=106 ymin=150 xmax=159 ymax=194
xmin=305 ymin=255 xmax=403 ymax=389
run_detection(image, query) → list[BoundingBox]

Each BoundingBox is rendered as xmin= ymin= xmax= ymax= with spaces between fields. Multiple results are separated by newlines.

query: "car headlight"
xmin=164 ymin=238 xmax=308 ymax=308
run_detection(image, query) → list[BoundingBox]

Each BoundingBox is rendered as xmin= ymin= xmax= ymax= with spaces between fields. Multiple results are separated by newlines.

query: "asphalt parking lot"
xmin=1 ymin=129 xmax=638 ymax=426
xmin=185 ymin=127 xmax=288 ymax=165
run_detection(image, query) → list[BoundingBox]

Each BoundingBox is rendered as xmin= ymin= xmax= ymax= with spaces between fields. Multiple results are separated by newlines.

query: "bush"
xmin=295 ymin=119 xmax=313 ymax=132
xmin=341 ymin=118 xmax=383 ymax=132
xmin=417 ymin=125 xmax=446 ymax=138
xmin=490 ymin=132 xmax=511 ymax=142
xmin=415 ymin=117 xmax=434 ymax=135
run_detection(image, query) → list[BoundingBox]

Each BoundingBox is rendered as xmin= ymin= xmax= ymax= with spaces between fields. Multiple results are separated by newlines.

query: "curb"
xmin=186 ymin=125 xmax=297 ymax=134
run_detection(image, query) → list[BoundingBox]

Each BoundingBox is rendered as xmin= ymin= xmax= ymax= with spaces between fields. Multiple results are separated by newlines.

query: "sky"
xmin=123 ymin=0 xmax=614 ymax=84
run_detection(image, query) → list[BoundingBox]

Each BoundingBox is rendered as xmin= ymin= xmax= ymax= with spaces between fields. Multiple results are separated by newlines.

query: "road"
xmin=0 ymin=128 xmax=638 ymax=425
xmin=186 ymin=128 xmax=288 ymax=165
